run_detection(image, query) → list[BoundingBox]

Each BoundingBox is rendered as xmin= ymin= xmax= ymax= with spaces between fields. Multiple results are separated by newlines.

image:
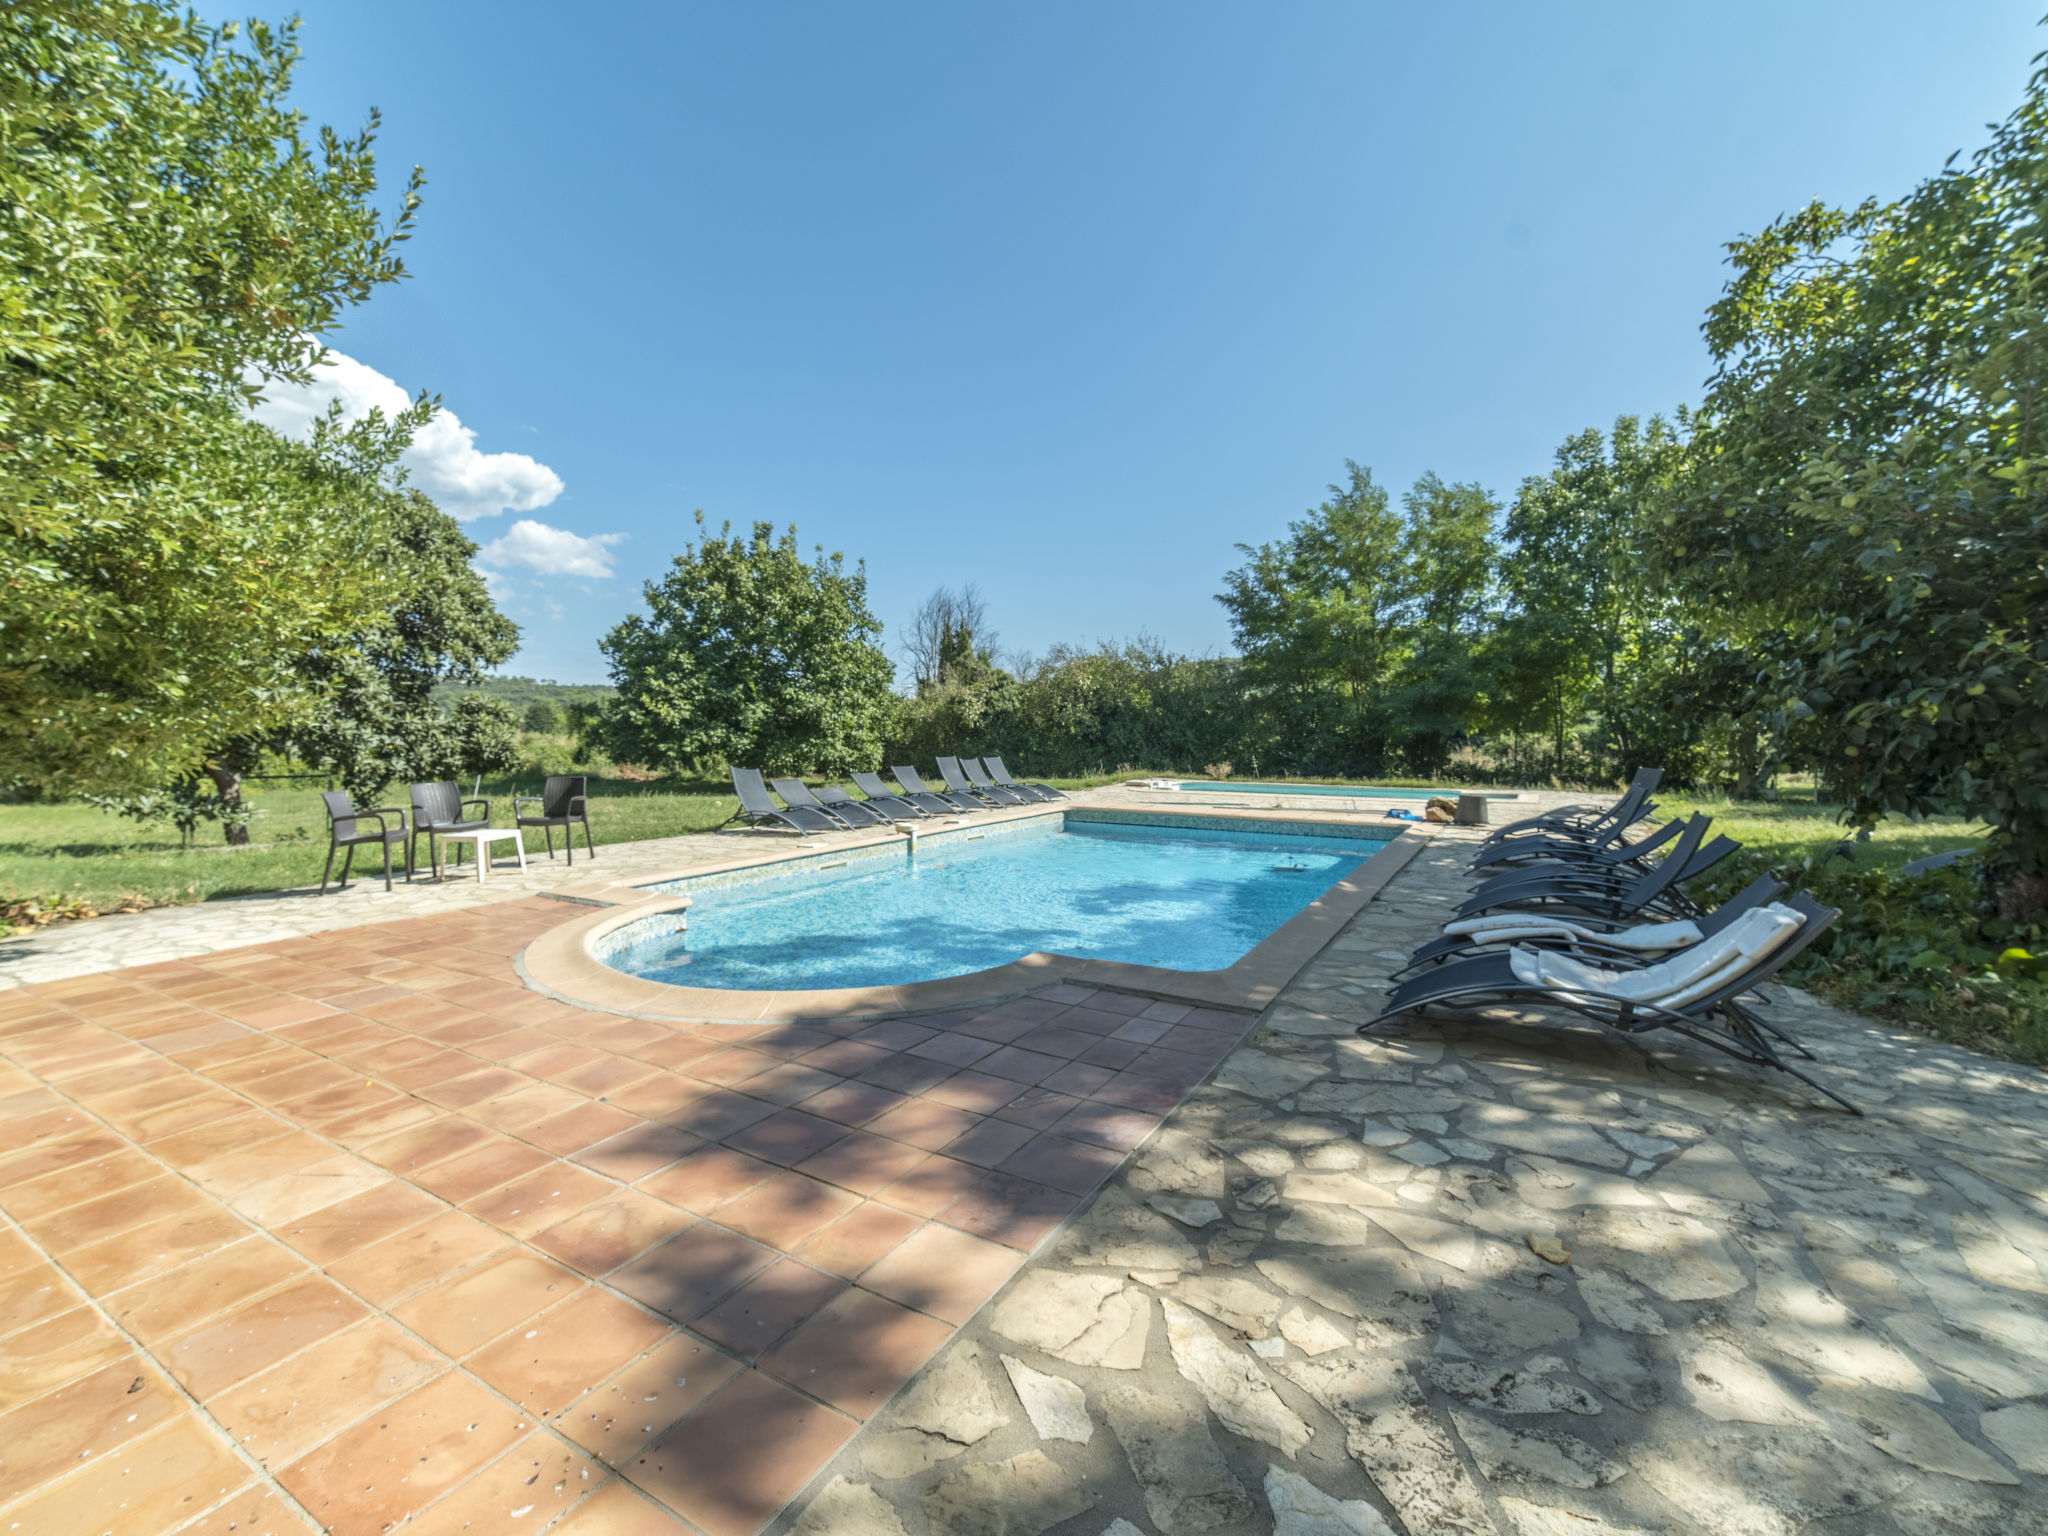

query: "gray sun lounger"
xmin=939 ymin=756 xmax=1024 ymax=806
xmin=816 ymin=783 xmax=909 ymax=825
xmin=856 ymin=771 xmax=947 ymax=817
xmin=986 ymin=756 xmax=1067 ymax=801
xmin=1474 ymin=811 xmax=1685 ymax=872
xmin=1366 ymin=890 xmax=1855 ymax=1114
xmin=955 ymin=756 xmax=1034 ymax=805
xmin=1483 ymin=767 xmax=1662 ymax=847
xmin=770 ymin=777 xmax=875 ymax=830
xmin=894 ymin=765 xmax=983 ymax=813
xmin=730 ymin=767 xmax=840 ymax=835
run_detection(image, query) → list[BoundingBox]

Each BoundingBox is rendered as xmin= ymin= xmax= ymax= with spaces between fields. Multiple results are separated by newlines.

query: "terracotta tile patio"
xmin=0 ymin=896 xmax=1254 ymax=1534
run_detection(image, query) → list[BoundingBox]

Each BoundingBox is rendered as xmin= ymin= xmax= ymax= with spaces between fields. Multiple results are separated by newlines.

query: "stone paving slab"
xmin=768 ymin=830 xmax=2048 ymax=1536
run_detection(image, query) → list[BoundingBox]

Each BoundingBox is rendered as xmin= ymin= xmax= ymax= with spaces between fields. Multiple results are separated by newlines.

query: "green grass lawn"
xmin=1643 ymin=788 xmax=1985 ymax=875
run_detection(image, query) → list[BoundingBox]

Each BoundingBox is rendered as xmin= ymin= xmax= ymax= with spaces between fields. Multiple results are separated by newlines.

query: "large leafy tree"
xmin=1662 ymin=59 xmax=2048 ymax=916
xmin=287 ymin=491 xmax=519 ymax=806
xmin=599 ymin=515 xmax=895 ymax=775
xmin=1 ymin=1 xmax=422 ymax=790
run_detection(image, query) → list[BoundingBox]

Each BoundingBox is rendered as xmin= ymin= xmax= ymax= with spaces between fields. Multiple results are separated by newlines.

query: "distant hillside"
xmin=433 ymin=675 xmax=616 ymax=712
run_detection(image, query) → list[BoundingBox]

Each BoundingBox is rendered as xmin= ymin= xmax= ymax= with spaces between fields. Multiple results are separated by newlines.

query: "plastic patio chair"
xmin=320 ymin=791 xmax=411 ymax=894
xmin=515 ymin=775 xmax=595 ymax=863
xmin=409 ymin=780 xmax=490 ymax=877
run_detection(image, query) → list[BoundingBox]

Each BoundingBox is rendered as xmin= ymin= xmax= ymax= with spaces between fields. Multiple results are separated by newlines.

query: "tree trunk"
xmin=1733 ymin=721 xmax=1759 ymax=800
xmin=204 ymin=761 xmax=250 ymax=846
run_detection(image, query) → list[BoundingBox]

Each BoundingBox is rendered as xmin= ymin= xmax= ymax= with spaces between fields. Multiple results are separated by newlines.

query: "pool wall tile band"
xmin=521 ymin=809 xmax=1441 ymax=1025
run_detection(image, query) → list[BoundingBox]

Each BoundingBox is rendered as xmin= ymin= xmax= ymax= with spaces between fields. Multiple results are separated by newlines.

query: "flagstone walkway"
xmin=766 ymin=832 xmax=2048 ymax=1536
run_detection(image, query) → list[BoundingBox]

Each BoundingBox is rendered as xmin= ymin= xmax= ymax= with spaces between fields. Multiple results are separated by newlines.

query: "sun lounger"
xmin=1452 ymin=818 xmax=1732 ymax=922
xmin=957 ymin=756 xmax=1036 ymax=805
xmin=1396 ymin=874 xmax=1785 ymax=977
xmin=729 ymin=767 xmax=841 ymax=835
xmin=892 ymin=765 xmax=981 ymax=813
xmin=1366 ymin=892 xmax=1855 ymax=1112
xmin=939 ymin=756 xmax=1025 ymax=806
xmin=1474 ymin=811 xmax=1683 ymax=872
xmin=857 ymin=771 xmax=951 ymax=817
xmin=767 ymin=777 xmax=874 ymax=829
xmin=986 ymin=756 xmax=1067 ymax=801
xmin=1483 ymin=767 xmax=1662 ymax=846
xmin=817 ymin=783 xmax=910 ymax=825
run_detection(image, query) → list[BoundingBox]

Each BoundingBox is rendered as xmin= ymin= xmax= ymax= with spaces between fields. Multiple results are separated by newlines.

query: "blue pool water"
xmin=1177 ymin=781 xmax=1448 ymax=799
xmin=600 ymin=816 xmax=1391 ymax=991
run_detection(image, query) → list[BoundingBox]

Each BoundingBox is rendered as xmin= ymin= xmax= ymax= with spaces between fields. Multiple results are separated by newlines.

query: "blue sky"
xmin=269 ymin=2 xmax=2042 ymax=685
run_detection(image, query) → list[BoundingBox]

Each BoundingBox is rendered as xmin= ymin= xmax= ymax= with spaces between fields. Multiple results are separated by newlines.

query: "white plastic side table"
xmin=433 ymin=827 xmax=529 ymax=883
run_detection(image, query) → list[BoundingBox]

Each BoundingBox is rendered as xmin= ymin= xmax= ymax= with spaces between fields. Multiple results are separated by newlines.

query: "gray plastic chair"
xmin=515 ymin=775 xmax=594 ymax=862
xmin=728 ymin=767 xmax=838 ymax=834
xmin=409 ymin=780 xmax=489 ymax=876
xmin=892 ymin=765 xmax=981 ymax=813
xmin=320 ymin=791 xmax=411 ymax=893
xmin=817 ymin=783 xmax=909 ymax=825
xmin=986 ymin=756 xmax=1067 ymax=802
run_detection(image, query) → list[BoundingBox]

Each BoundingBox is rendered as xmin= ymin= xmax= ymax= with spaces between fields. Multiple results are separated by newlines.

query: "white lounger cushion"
xmin=1508 ymin=905 xmax=1804 ymax=1010
xmin=1442 ymin=914 xmax=1704 ymax=950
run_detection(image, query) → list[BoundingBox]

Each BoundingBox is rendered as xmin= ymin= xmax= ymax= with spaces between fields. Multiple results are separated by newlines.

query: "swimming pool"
xmin=1172 ymin=781 xmax=1507 ymax=799
xmin=597 ymin=814 xmax=1392 ymax=992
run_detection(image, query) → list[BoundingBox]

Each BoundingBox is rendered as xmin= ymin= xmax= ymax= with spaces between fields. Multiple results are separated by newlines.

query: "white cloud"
xmin=248 ymin=350 xmax=565 ymax=521
xmin=475 ymin=518 xmax=626 ymax=579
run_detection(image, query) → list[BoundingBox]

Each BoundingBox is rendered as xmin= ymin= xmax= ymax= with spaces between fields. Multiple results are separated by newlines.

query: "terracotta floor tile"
xmin=848 ymin=1020 xmax=934 ymax=1052
xmin=554 ymin=1333 xmax=741 ymax=1470
xmin=412 ymin=1139 xmax=554 ymax=1204
xmin=718 ymin=1108 xmax=847 ymax=1168
xmin=0 ymin=1260 xmax=74 ymax=1341
xmin=325 ymin=1209 xmax=508 ymax=1307
xmin=859 ymin=1098 xmax=983 ymax=1153
xmin=603 ymin=1072 xmax=711 ymax=1121
xmin=0 ymin=1357 xmax=183 ymax=1507
xmin=939 ymin=1116 xmax=1040 ymax=1168
xmin=796 ymin=1039 xmax=894 ymax=1078
xmin=922 ymin=1068 xmax=1027 ymax=1114
xmin=791 ymin=1200 xmax=922 ymax=1278
xmin=0 ymin=1224 xmax=36 ymax=1277
xmin=757 ymin=1287 xmax=952 ymax=1418
xmin=1011 ymin=1023 xmax=1101 ymax=1059
xmin=609 ymin=1222 xmax=778 ymax=1324
xmin=637 ymin=1145 xmax=780 ymax=1213
xmin=0 ymin=1413 xmax=249 ymax=1536
xmin=990 ymin=1085 xmax=1088 ymax=1130
xmin=1090 ymin=1070 xmax=1187 ymax=1113
xmin=184 ymin=1132 xmax=338 ymax=1199
xmin=467 ymin=1024 xmax=561 ymax=1064
xmin=470 ymin=1080 xmax=587 ymax=1134
xmin=688 ymin=1257 xmax=845 ymax=1360
xmin=161 ymin=1272 xmax=369 ymax=1398
xmin=0 ymin=1145 xmax=161 ymax=1219
xmin=728 ymin=1061 xmax=841 ymax=1108
xmin=624 ymin=1034 xmax=723 ymax=1074
xmin=468 ymin=1288 xmax=670 ymax=1416
xmin=793 ymin=1130 xmax=930 ymax=1197
xmin=713 ymin=1172 xmax=862 ymax=1250
xmin=1053 ymin=1101 xmax=1165 ymax=1151
xmin=422 ymin=1065 xmax=534 ymax=1111
xmin=684 ymin=1045 xmax=781 ymax=1087
xmin=560 ymin=1055 xmax=661 ymax=1098
xmin=665 ymin=1088 xmax=778 ymax=1140
xmin=795 ymin=1079 xmax=913 ymax=1127
xmin=278 ymin=1371 xmax=528 ymax=1536
xmin=465 ymin=1163 xmax=614 ymax=1239
xmin=22 ymin=1172 xmax=216 ymax=1255
xmin=240 ymin=1058 xmax=361 ymax=1107
xmin=1039 ymin=1060 xmax=1118 ymax=1097
xmin=106 ymin=1235 xmax=308 ymax=1344
xmin=402 ymin=1430 xmax=600 ymax=1536
xmin=1075 ymin=1037 xmax=1148 ymax=1071
xmin=276 ymin=1179 xmax=440 ymax=1264
xmin=904 ymin=1030 xmax=1000 ymax=1068
xmin=533 ymin=1190 xmax=695 ymax=1276
xmin=855 ymin=1053 xmax=957 ymax=1095
xmin=873 ymin=1152 xmax=984 ymax=1217
xmin=0 ymin=1306 xmax=130 ymax=1411
xmin=996 ymin=1131 xmax=1124 ymax=1194
xmin=936 ymin=1169 xmax=1077 ymax=1250
xmin=390 ymin=1249 xmax=577 ymax=1356
xmin=528 ymin=1099 xmax=642 ymax=1155
xmin=858 ymin=1222 xmax=1023 ymax=1323
xmin=207 ymin=1317 xmax=444 ymax=1466
xmin=64 ymin=1206 xmax=251 ymax=1295
xmin=283 ymin=1079 xmax=417 ymax=1130
xmin=127 ymin=1091 xmax=269 ymax=1148
xmin=178 ymin=1483 xmax=325 ymax=1534
xmin=358 ymin=1115 xmax=498 ymax=1174
xmin=548 ymin=1477 xmax=695 ymax=1535
xmin=227 ymin=1156 xmax=388 ymax=1230
xmin=0 ymin=1108 xmax=98 ymax=1157
xmin=628 ymin=1370 xmax=856 ymax=1536
xmin=574 ymin=1122 xmax=703 ymax=1183
xmin=374 ymin=1046 xmax=482 ymax=1091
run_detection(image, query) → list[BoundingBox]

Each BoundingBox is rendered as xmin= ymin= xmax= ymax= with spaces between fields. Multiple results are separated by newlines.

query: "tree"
xmin=1379 ymin=473 xmax=1499 ymax=776
xmin=1661 ymin=59 xmax=2048 ymax=915
xmin=450 ymin=695 xmax=520 ymax=786
xmin=522 ymin=700 xmax=560 ymax=734
xmin=598 ymin=515 xmax=896 ymax=775
xmin=903 ymin=584 xmax=997 ymax=693
xmin=289 ymin=492 xmax=519 ymax=805
xmin=1 ymin=2 xmax=423 ymax=791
